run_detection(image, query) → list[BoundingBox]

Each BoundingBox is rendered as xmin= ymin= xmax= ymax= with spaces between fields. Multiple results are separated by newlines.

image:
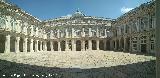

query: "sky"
xmin=8 ymin=0 xmax=151 ymax=21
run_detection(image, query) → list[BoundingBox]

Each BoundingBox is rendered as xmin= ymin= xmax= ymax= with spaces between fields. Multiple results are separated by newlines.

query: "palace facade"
xmin=0 ymin=0 xmax=155 ymax=54
xmin=112 ymin=1 xmax=155 ymax=54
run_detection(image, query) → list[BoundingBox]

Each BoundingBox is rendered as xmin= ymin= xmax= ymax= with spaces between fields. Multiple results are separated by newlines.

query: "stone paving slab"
xmin=0 ymin=51 xmax=156 ymax=78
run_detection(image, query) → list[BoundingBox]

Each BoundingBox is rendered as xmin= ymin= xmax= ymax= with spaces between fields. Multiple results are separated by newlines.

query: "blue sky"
xmin=8 ymin=0 xmax=151 ymax=20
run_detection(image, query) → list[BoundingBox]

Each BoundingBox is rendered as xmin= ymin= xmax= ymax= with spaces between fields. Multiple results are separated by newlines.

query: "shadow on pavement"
xmin=0 ymin=59 xmax=155 ymax=78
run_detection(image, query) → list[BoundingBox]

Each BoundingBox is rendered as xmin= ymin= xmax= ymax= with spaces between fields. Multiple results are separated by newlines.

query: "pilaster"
xmin=72 ymin=40 xmax=76 ymax=51
xmin=50 ymin=41 xmax=54 ymax=51
xmin=30 ymin=39 xmax=33 ymax=52
xmin=35 ymin=40 xmax=39 ymax=52
xmin=58 ymin=41 xmax=61 ymax=51
xmin=44 ymin=41 xmax=47 ymax=51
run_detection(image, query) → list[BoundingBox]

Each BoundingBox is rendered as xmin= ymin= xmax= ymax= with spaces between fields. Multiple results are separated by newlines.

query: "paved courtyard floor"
xmin=0 ymin=51 xmax=156 ymax=78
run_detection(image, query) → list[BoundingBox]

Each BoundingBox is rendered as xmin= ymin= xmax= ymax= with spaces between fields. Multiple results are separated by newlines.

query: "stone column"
xmin=23 ymin=38 xmax=28 ymax=52
xmin=50 ymin=41 xmax=54 ymax=51
xmin=72 ymin=40 xmax=76 ymax=51
xmin=15 ymin=37 xmax=20 ymax=53
xmin=4 ymin=34 xmax=10 ymax=53
xmin=104 ymin=40 xmax=106 ymax=51
xmin=44 ymin=41 xmax=47 ymax=51
xmin=40 ymin=41 xmax=42 ymax=52
xmin=58 ymin=41 xmax=61 ymax=51
xmin=57 ymin=29 xmax=60 ymax=38
xmin=96 ymin=40 xmax=99 ymax=50
xmin=81 ymin=40 xmax=85 ymax=51
xmin=35 ymin=40 xmax=39 ymax=52
xmin=88 ymin=40 xmax=92 ymax=50
xmin=65 ymin=40 xmax=69 ymax=51
xmin=65 ymin=29 xmax=68 ymax=38
xmin=30 ymin=39 xmax=33 ymax=52
xmin=105 ymin=29 xmax=107 ymax=38
xmin=89 ymin=28 xmax=92 ymax=37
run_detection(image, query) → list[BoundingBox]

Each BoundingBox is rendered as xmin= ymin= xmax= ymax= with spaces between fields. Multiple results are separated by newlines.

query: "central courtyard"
xmin=0 ymin=51 xmax=156 ymax=78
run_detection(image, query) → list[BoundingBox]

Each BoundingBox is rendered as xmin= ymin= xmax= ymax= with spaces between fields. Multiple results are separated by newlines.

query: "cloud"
xmin=61 ymin=14 xmax=72 ymax=18
xmin=66 ymin=14 xmax=72 ymax=17
xmin=121 ymin=7 xmax=133 ymax=13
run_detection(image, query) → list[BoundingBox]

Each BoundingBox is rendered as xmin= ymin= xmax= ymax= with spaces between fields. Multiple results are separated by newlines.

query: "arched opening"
xmin=0 ymin=34 xmax=5 ymax=53
xmin=38 ymin=41 xmax=40 ymax=51
xmin=27 ymin=39 xmax=30 ymax=52
xmin=85 ymin=40 xmax=88 ymax=50
xmin=33 ymin=40 xmax=35 ymax=52
xmin=42 ymin=41 xmax=44 ymax=51
xmin=113 ymin=40 xmax=116 ymax=50
xmin=53 ymin=41 xmax=58 ymax=51
xmin=61 ymin=40 xmax=65 ymax=51
xmin=106 ymin=40 xmax=110 ymax=50
xmin=99 ymin=40 xmax=104 ymax=50
xmin=120 ymin=38 xmax=124 ymax=51
xmin=19 ymin=37 xmax=23 ymax=52
xmin=92 ymin=40 xmax=96 ymax=50
xmin=116 ymin=40 xmax=119 ymax=51
xmin=47 ymin=41 xmax=51 ymax=51
xmin=76 ymin=40 xmax=81 ymax=51
xmin=10 ymin=36 xmax=15 ymax=52
xmin=125 ymin=37 xmax=130 ymax=52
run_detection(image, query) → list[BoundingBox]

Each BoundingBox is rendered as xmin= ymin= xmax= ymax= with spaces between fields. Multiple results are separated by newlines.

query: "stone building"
xmin=0 ymin=0 xmax=113 ymax=53
xmin=0 ymin=0 xmax=156 ymax=54
xmin=112 ymin=1 xmax=156 ymax=54
xmin=42 ymin=10 xmax=113 ymax=51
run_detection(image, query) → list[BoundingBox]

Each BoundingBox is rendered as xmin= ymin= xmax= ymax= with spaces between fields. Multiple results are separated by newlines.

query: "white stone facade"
xmin=112 ymin=1 xmax=156 ymax=54
xmin=0 ymin=1 xmax=155 ymax=54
